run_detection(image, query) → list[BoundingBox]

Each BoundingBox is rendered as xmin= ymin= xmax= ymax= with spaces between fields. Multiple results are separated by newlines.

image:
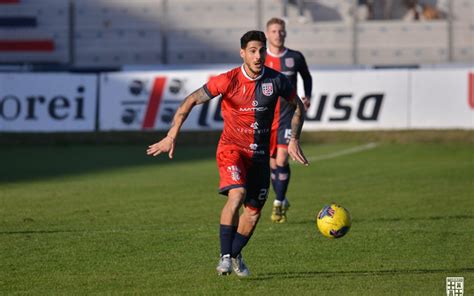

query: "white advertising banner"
xmin=300 ymin=70 xmax=410 ymax=130
xmin=410 ymin=69 xmax=474 ymax=129
xmin=99 ymin=68 xmax=473 ymax=131
xmin=0 ymin=73 xmax=97 ymax=132
xmin=99 ymin=70 xmax=224 ymax=131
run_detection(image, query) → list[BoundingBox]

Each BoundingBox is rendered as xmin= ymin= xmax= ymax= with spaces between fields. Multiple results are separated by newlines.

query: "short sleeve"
xmin=203 ymin=72 xmax=229 ymax=98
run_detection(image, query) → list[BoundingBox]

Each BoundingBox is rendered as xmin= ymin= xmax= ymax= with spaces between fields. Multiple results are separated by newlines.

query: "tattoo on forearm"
xmin=170 ymin=87 xmax=211 ymax=130
xmin=190 ymin=87 xmax=212 ymax=104
xmin=172 ymin=108 xmax=190 ymax=129
xmin=291 ymin=101 xmax=305 ymax=139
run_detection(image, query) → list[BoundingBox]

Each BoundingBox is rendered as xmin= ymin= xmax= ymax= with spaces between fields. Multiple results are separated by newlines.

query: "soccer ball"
xmin=316 ymin=203 xmax=352 ymax=239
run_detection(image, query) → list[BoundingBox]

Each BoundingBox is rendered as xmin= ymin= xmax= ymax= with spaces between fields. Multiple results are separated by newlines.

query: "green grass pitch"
xmin=0 ymin=139 xmax=473 ymax=294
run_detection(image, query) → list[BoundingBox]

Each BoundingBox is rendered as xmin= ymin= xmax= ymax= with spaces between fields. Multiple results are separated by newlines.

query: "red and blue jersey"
xmin=265 ymin=48 xmax=312 ymax=141
xmin=265 ymin=47 xmax=312 ymax=97
xmin=204 ymin=65 xmax=296 ymax=160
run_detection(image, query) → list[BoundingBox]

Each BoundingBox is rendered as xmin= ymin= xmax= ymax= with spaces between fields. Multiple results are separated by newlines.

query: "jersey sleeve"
xmin=203 ymin=72 xmax=229 ymax=98
xmin=297 ymin=51 xmax=313 ymax=98
xmin=277 ymin=73 xmax=297 ymax=103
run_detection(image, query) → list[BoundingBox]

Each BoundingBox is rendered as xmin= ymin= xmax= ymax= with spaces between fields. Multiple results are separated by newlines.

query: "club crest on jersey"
xmin=262 ymin=83 xmax=273 ymax=96
xmin=285 ymin=57 xmax=294 ymax=68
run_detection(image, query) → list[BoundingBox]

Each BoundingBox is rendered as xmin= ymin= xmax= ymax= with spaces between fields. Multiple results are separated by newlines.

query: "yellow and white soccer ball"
xmin=316 ymin=203 xmax=352 ymax=239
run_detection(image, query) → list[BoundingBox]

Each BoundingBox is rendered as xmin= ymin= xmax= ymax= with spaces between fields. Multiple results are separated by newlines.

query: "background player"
xmin=265 ymin=17 xmax=313 ymax=223
xmin=147 ymin=30 xmax=309 ymax=277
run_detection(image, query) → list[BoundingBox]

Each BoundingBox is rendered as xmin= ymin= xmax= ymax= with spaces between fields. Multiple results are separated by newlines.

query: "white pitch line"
xmin=307 ymin=142 xmax=379 ymax=162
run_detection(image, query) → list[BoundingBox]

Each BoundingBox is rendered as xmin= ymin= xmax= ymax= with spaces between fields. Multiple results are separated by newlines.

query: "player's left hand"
xmin=146 ymin=135 xmax=175 ymax=159
xmin=288 ymin=138 xmax=309 ymax=166
xmin=301 ymin=96 xmax=311 ymax=111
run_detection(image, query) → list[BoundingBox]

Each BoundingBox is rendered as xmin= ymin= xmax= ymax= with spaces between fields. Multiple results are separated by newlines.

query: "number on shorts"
xmin=257 ymin=188 xmax=268 ymax=201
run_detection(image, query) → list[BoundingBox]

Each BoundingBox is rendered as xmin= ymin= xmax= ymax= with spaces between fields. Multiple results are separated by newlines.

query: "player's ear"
xmin=240 ymin=48 xmax=245 ymax=59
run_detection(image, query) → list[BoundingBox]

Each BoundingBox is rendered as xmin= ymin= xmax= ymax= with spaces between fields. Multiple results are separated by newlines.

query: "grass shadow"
xmin=289 ymin=214 xmax=474 ymax=225
xmin=250 ymin=267 xmax=474 ymax=281
xmin=0 ymin=144 xmax=216 ymax=184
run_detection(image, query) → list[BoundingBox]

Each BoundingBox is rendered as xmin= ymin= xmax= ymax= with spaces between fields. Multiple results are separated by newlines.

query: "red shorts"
xmin=216 ymin=148 xmax=270 ymax=209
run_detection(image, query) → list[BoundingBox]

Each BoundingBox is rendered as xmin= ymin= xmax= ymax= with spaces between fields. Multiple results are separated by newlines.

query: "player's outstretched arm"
xmin=146 ymin=87 xmax=212 ymax=159
xmin=288 ymin=97 xmax=309 ymax=166
xmin=299 ymin=53 xmax=313 ymax=111
xmin=299 ymin=53 xmax=312 ymax=111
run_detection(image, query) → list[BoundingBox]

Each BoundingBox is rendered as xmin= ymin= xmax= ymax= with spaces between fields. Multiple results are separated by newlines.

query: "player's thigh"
xmin=270 ymin=127 xmax=278 ymax=160
xmin=227 ymin=187 xmax=246 ymax=205
xmin=270 ymin=157 xmax=277 ymax=170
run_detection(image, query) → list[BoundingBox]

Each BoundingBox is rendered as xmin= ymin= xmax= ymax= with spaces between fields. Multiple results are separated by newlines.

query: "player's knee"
xmin=270 ymin=158 xmax=277 ymax=170
xmin=243 ymin=206 xmax=261 ymax=226
xmin=276 ymin=156 xmax=289 ymax=167
xmin=225 ymin=200 xmax=241 ymax=214
xmin=225 ymin=189 xmax=245 ymax=211
xmin=246 ymin=213 xmax=260 ymax=227
xmin=225 ymin=198 xmax=242 ymax=212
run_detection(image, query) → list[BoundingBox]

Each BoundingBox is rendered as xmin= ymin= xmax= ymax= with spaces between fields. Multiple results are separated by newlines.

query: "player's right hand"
xmin=146 ymin=135 xmax=175 ymax=159
xmin=288 ymin=138 xmax=309 ymax=166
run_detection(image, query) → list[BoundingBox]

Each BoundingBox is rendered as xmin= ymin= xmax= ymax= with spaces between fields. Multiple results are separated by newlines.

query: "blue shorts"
xmin=270 ymin=98 xmax=294 ymax=157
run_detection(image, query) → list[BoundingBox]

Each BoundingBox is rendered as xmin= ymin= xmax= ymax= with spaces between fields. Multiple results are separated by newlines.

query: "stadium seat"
xmin=452 ymin=0 xmax=473 ymax=23
xmin=0 ymin=0 xmax=471 ymax=67
xmin=285 ymin=22 xmax=353 ymax=65
xmin=73 ymin=0 xmax=164 ymax=68
xmin=166 ymin=0 xmax=257 ymax=65
xmin=0 ymin=0 xmax=69 ymax=64
xmin=452 ymin=22 xmax=474 ymax=63
xmin=357 ymin=21 xmax=449 ymax=65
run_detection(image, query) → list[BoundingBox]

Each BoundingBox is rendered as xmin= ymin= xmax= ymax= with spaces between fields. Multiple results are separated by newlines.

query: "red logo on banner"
xmin=142 ymin=77 xmax=166 ymax=129
xmin=469 ymin=73 xmax=474 ymax=110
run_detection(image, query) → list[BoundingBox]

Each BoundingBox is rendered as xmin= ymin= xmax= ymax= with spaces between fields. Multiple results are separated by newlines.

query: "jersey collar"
xmin=266 ymin=47 xmax=288 ymax=58
xmin=240 ymin=64 xmax=265 ymax=81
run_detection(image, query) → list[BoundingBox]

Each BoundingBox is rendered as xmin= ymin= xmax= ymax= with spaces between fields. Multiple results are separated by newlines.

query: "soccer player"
xmin=265 ymin=18 xmax=313 ymax=223
xmin=147 ymin=30 xmax=309 ymax=277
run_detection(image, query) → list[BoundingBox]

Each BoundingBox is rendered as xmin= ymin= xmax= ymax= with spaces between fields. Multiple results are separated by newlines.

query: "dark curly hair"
xmin=240 ymin=30 xmax=267 ymax=49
